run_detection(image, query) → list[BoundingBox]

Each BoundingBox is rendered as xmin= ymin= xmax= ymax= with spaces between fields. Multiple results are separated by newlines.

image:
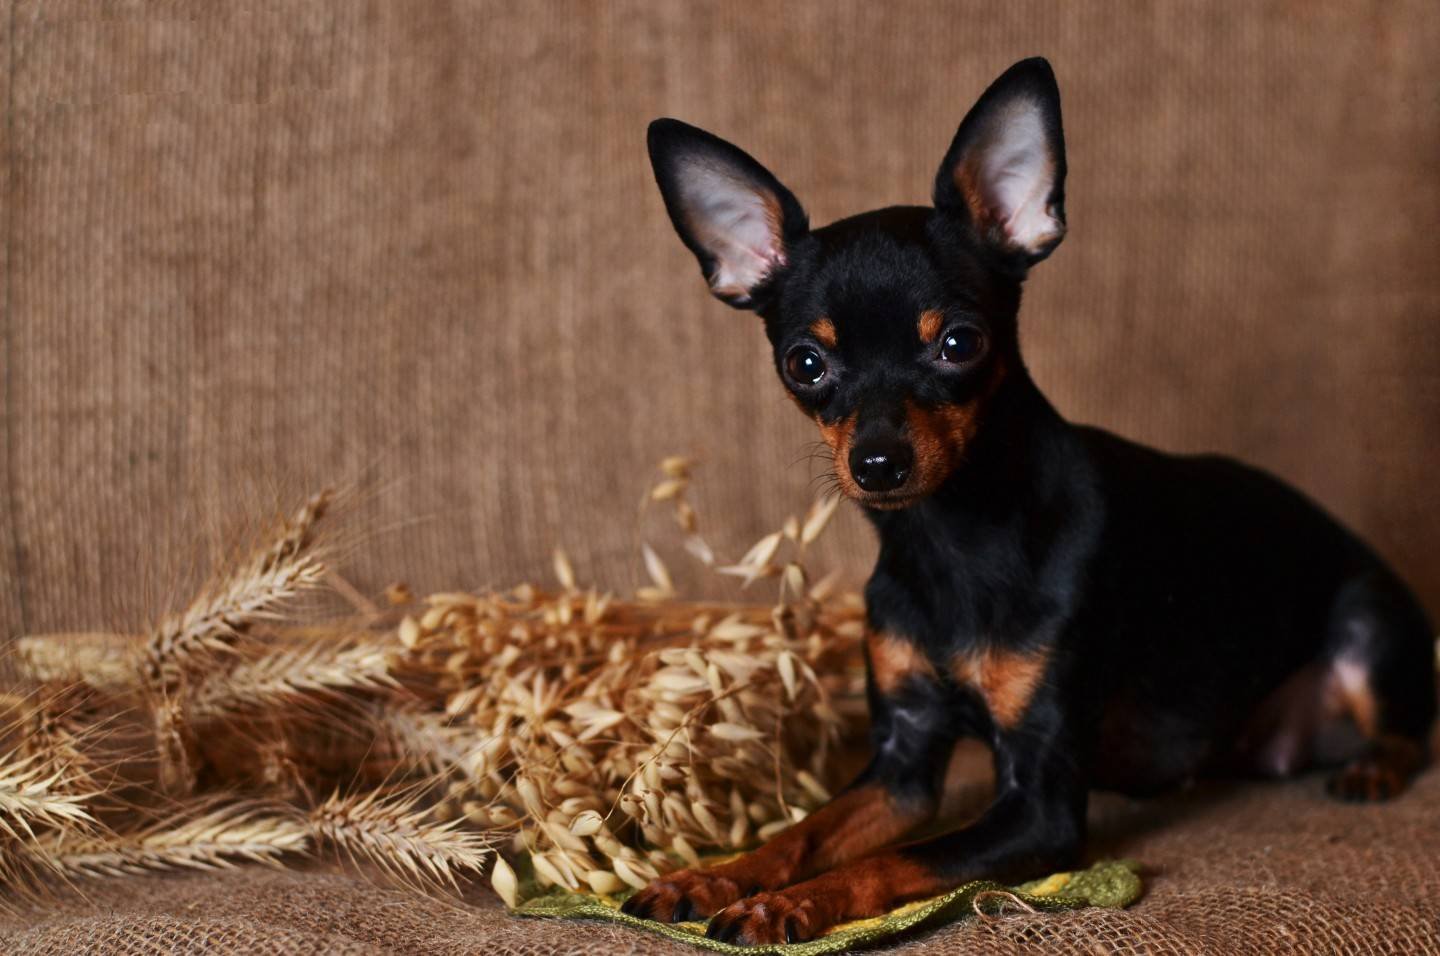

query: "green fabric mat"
xmin=515 ymin=859 xmax=1142 ymax=954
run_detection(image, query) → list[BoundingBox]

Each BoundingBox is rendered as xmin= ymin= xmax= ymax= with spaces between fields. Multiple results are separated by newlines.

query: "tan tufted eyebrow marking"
xmin=810 ymin=316 xmax=838 ymax=348
xmin=918 ymin=309 xmax=945 ymax=344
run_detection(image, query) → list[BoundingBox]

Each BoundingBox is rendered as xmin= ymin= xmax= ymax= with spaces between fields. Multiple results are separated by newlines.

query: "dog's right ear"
xmin=647 ymin=119 xmax=809 ymax=310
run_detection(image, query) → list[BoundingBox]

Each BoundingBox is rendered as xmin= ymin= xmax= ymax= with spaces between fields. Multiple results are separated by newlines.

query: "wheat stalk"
xmin=10 ymin=683 xmax=134 ymax=807
xmin=187 ymin=640 xmax=397 ymax=721
xmin=37 ymin=802 xmax=309 ymax=880
xmin=142 ymin=490 xmax=333 ymax=690
xmin=373 ymin=708 xmax=484 ymax=780
xmin=310 ymin=787 xmax=492 ymax=894
xmin=14 ymin=634 xmax=141 ymax=692
xmin=0 ymin=750 xmax=98 ymax=842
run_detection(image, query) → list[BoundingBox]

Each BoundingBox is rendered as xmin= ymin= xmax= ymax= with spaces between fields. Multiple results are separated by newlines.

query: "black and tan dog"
xmin=624 ymin=58 xmax=1436 ymax=945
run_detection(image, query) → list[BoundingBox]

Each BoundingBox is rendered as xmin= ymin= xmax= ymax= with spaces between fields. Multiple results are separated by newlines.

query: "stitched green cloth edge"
xmin=514 ymin=859 xmax=1142 ymax=954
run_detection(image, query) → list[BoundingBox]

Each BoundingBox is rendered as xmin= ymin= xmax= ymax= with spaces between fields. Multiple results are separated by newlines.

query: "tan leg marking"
xmin=707 ymin=851 xmax=949 ymax=945
xmin=621 ymin=783 xmax=931 ymax=923
xmin=1329 ymin=657 xmax=1378 ymax=737
xmin=1325 ymin=657 xmax=1427 ymax=801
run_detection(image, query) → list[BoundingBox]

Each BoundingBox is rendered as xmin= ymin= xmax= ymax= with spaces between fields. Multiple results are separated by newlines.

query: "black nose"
xmin=848 ymin=440 xmax=914 ymax=493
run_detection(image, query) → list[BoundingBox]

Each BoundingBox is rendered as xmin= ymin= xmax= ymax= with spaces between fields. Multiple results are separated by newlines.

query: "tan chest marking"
xmin=949 ymin=646 xmax=1051 ymax=729
xmin=867 ymin=632 xmax=937 ymax=695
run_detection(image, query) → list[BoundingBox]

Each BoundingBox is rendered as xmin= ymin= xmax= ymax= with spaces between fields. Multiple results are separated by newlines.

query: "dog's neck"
xmin=872 ymin=368 xmax=1073 ymax=524
xmin=862 ymin=369 xmax=1096 ymax=645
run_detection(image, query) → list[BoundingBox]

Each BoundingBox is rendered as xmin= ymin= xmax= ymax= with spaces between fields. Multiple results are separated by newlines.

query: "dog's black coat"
xmin=627 ymin=58 xmax=1436 ymax=945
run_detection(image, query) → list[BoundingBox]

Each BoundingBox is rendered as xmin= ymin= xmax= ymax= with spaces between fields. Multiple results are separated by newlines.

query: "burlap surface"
xmin=4 ymin=764 xmax=1439 ymax=955
xmin=3 ymin=2 xmax=1439 ymax=953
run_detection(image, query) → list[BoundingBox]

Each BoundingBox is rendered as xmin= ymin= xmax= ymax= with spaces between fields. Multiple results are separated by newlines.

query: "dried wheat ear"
xmin=5 ymin=463 xmax=867 ymax=907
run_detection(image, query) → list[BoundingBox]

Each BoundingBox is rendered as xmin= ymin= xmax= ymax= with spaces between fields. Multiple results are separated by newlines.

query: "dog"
xmin=622 ymin=57 xmax=1436 ymax=945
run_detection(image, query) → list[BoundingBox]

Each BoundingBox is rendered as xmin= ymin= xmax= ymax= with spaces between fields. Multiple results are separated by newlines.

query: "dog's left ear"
xmin=934 ymin=58 xmax=1067 ymax=271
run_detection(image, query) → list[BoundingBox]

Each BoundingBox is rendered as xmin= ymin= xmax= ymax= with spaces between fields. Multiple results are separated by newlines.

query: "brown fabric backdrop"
xmin=2 ymin=1 xmax=1437 ymax=641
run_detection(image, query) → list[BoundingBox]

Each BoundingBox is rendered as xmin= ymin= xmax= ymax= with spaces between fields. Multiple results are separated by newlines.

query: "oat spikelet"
xmin=143 ymin=490 xmax=334 ymax=689
xmin=39 ymin=803 xmax=309 ymax=879
xmin=189 ymin=640 xmax=397 ymax=720
xmin=310 ymin=787 xmax=491 ymax=893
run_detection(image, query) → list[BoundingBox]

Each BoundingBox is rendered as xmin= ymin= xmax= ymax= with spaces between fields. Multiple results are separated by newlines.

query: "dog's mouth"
xmin=852 ymin=492 xmax=921 ymax=515
xmin=849 ymin=487 xmax=927 ymax=510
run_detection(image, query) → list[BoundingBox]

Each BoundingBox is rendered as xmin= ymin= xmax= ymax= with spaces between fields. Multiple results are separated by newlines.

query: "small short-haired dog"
xmin=624 ymin=58 xmax=1436 ymax=945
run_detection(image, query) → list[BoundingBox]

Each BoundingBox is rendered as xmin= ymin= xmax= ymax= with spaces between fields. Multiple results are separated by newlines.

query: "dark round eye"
xmin=785 ymin=346 xmax=827 ymax=386
xmin=939 ymin=327 xmax=985 ymax=364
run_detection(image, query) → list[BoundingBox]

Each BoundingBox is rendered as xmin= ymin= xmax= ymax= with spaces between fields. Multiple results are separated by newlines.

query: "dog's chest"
xmin=867 ymin=632 xmax=1051 ymax=730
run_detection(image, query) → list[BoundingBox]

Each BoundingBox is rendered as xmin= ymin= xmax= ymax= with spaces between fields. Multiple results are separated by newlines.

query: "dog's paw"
xmin=705 ymin=890 xmax=832 ymax=946
xmin=620 ymin=868 xmax=746 ymax=923
xmin=1326 ymin=758 xmax=1406 ymax=803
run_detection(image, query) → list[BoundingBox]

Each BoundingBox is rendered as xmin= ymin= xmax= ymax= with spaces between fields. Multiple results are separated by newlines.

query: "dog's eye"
xmin=785 ymin=346 xmax=827 ymax=386
xmin=939 ymin=327 xmax=985 ymax=364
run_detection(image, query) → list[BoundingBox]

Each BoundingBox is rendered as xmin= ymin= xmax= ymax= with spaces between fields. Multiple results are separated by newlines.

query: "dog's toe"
xmin=622 ymin=868 xmax=743 ymax=923
xmin=705 ymin=892 xmax=821 ymax=946
xmin=1327 ymin=759 xmax=1403 ymax=803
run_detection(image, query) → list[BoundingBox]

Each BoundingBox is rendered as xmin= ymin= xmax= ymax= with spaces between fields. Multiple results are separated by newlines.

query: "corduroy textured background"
xmin=2 ymin=1 xmax=1438 ymax=639
xmin=1 ymin=1 xmax=1438 ymax=953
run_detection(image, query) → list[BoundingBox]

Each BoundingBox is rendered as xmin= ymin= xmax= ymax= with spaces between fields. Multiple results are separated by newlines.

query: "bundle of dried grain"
xmin=2 ymin=462 xmax=866 ymax=907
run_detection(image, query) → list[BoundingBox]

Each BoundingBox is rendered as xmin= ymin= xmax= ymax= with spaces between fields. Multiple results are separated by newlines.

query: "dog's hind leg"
xmin=1323 ymin=570 xmax=1437 ymax=802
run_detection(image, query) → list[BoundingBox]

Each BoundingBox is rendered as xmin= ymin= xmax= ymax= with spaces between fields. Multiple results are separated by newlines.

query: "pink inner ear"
xmin=677 ymin=161 xmax=786 ymax=299
xmin=960 ymin=101 xmax=1064 ymax=256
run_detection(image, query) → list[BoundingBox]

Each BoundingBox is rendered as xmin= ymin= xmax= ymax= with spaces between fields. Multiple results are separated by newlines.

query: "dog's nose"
xmin=848 ymin=440 xmax=914 ymax=493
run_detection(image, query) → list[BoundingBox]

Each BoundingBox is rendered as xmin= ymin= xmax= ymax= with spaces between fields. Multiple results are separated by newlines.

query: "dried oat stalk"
xmin=395 ymin=463 xmax=864 ymax=897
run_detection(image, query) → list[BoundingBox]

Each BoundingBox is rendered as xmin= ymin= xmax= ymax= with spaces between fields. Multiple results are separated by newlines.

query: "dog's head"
xmin=647 ymin=58 xmax=1066 ymax=508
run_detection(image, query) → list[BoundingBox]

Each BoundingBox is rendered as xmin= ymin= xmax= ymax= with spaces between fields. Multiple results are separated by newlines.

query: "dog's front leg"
xmin=705 ymin=724 xmax=1088 ymax=945
xmin=622 ymin=630 xmax=956 ymax=923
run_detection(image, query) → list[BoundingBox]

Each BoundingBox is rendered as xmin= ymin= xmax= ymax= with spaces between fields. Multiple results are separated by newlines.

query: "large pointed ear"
xmin=933 ymin=58 xmax=1067 ymax=271
xmin=647 ymin=119 xmax=809 ymax=309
